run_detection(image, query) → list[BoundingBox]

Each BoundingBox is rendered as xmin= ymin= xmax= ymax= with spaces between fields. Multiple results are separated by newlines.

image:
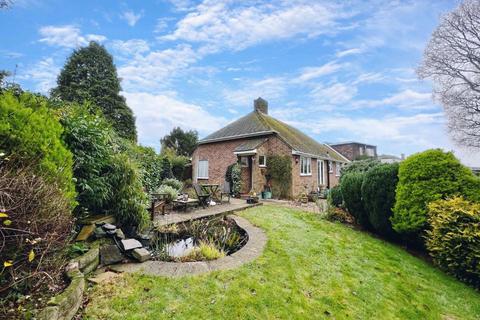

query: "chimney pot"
xmin=254 ymin=97 xmax=268 ymax=114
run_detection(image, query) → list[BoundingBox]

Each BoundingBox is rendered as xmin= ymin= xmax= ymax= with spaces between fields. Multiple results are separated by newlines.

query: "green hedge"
xmin=266 ymin=155 xmax=292 ymax=198
xmin=341 ymin=172 xmax=370 ymax=228
xmin=327 ymin=185 xmax=343 ymax=207
xmin=426 ymin=197 xmax=480 ymax=288
xmin=391 ymin=149 xmax=480 ymax=239
xmin=361 ymin=163 xmax=399 ymax=238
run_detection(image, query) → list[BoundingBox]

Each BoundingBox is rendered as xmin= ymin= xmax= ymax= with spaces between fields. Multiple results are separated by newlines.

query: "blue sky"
xmin=1 ymin=0 xmax=479 ymax=165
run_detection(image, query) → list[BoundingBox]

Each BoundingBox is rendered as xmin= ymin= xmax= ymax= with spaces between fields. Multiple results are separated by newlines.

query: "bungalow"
xmin=192 ymin=98 xmax=350 ymax=198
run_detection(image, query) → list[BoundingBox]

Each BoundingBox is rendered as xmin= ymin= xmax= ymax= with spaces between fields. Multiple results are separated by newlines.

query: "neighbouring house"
xmin=329 ymin=141 xmax=377 ymax=161
xmin=378 ymin=154 xmax=405 ymax=164
xmin=192 ymin=98 xmax=350 ymax=198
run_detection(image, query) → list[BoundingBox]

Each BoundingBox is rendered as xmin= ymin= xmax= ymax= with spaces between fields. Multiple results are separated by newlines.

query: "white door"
xmin=318 ymin=160 xmax=325 ymax=186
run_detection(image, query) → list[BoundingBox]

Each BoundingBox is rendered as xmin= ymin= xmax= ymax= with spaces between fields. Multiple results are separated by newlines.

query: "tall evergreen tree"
xmin=52 ymin=41 xmax=137 ymax=141
xmin=160 ymin=127 xmax=198 ymax=157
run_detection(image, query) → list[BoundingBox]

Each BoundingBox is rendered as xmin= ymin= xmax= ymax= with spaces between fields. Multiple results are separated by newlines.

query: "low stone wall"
xmin=37 ymin=247 xmax=99 ymax=320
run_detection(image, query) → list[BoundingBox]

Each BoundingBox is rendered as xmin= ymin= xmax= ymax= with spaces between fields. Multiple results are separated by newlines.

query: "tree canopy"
xmin=52 ymin=41 xmax=137 ymax=141
xmin=160 ymin=127 xmax=198 ymax=157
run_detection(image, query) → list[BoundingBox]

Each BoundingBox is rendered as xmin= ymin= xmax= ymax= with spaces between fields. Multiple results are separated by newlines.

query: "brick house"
xmin=329 ymin=142 xmax=377 ymax=161
xmin=192 ymin=98 xmax=349 ymax=198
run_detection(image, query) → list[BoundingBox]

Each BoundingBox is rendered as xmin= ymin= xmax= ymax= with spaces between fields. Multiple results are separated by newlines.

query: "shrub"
xmin=171 ymin=155 xmax=189 ymax=181
xmin=426 ymin=197 xmax=480 ymax=287
xmin=391 ymin=149 xmax=480 ymax=238
xmin=156 ymin=185 xmax=179 ymax=203
xmin=0 ymin=91 xmax=76 ymax=204
xmin=162 ymin=178 xmax=183 ymax=191
xmin=341 ymin=172 xmax=370 ymax=228
xmin=324 ymin=207 xmax=354 ymax=224
xmin=0 ymin=163 xmax=72 ymax=298
xmin=340 ymin=158 xmax=381 ymax=179
xmin=361 ymin=163 xmax=399 ymax=238
xmin=266 ymin=155 xmax=292 ymax=198
xmin=160 ymin=157 xmax=173 ymax=180
xmin=327 ymin=185 xmax=343 ymax=207
xmin=132 ymin=145 xmax=163 ymax=193
xmin=107 ymin=153 xmax=149 ymax=229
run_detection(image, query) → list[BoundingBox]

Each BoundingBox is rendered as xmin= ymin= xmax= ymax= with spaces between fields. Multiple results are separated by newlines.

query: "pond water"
xmin=150 ymin=216 xmax=248 ymax=262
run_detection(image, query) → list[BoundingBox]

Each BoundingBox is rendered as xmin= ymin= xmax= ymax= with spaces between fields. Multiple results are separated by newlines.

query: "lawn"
xmin=83 ymin=205 xmax=480 ymax=319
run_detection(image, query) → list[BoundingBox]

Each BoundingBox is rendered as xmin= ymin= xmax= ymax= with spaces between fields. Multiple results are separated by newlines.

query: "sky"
xmin=1 ymin=0 xmax=479 ymax=166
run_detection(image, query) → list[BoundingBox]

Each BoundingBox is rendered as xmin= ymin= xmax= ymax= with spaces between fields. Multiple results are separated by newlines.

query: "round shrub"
xmin=156 ymin=184 xmax=179 ymax=203
xmin=0 ymin=91 xmax=76 ymax=204
xmin=162 ymin=178 xmax=183 ymax=191
xmin=340 ymin=172 xmax=370 ymax=228
xmin=391 ymin=149 xmax=480 ymax=238
xmin=327 ymin=185 xmax=343 ymax=207
xmin=426 ymin=197 xmax=480 ymax=288
xmin=361 ymin=163 xmax=399 ymax=238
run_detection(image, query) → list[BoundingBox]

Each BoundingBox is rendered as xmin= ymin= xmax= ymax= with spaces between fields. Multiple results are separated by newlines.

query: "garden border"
xmin=109 ymin=215 xmax=267 ymax=277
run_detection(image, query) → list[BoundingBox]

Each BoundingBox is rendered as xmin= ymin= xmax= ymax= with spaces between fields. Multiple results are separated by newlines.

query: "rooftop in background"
xmin=329 ymin=141 xmax=377 ymax=147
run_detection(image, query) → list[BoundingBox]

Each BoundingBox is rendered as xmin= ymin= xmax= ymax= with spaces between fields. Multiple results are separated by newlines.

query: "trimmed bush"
xmin=340 ymin=158 xmax=381 ymax=179
xmin=426 ymin=197 xmax=480 ymax=287
xmin=225 ymin=163 xmax=242 ymax=196
xmin=266 ymin=155 xmax=292 ymax=198
xmin=156 ymin=185 xmax=179 ymax=203
xmin=361 ymin=163 xmax=399 ymax=238
xmin=327 ymin=185 xmax=343 ymax=207
xmin=341 ymin=172 xmax=370 ymax=228
xmin=0 ymin=91 xmax=76 ymax=204
xmin=391 ymin=149 xmax=480 ymax=238
xmin=162 ymin=178 xmax=183 ymax=191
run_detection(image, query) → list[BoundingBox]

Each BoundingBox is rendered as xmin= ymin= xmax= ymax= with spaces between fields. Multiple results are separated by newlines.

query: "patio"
xmin=153 ymin=198 xmax=262 ymax=227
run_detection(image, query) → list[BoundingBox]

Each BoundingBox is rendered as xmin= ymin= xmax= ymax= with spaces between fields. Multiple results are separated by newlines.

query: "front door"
xmin=318 ymin=160 xmax=325 ymax=187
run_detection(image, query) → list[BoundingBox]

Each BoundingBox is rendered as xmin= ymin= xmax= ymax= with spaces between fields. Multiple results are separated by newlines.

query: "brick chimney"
xmin=254 ymin=97 xmax=268 ymax=114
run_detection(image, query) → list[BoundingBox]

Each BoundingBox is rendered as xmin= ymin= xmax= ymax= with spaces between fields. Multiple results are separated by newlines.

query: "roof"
xmin=200 ymin=111 xmax=349 ymax=162
xmin=234 ymin=138 xmax=267 ymax=152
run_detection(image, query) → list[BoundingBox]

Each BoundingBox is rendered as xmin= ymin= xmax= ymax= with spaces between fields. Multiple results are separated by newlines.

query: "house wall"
xmin=331 ymin=143 xmax=377 ymax=161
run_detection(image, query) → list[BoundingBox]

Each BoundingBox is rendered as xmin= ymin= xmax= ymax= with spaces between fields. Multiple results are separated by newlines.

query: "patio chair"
xmin=193 ymin=183 xmax=211 ymax=209
xmin=149 ymin=193 xmax=167 ymax=220
xmin=220 ymin=181 xmax=231 ymax=204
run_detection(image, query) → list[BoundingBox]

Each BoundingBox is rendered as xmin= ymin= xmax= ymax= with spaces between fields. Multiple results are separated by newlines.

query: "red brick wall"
xmin=331 ymin=144 xmax=356 ymax=161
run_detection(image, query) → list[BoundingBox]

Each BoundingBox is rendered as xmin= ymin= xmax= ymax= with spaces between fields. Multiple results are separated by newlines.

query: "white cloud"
xmin=353 ymin=89 xmax=435 ymax=110
xmin=161 ymin=1 xmax=353 ymax=53
xmin=310 ymin=82 xmax=358 ymax=107
xmin=294 ymin=61 xmax=346 ymax=83
xmin=120 ymin=10 xmax=143 ymax=27
xmin=336 ymin=48 xmax=363 ymax=58
xmin=19 ymin=57 xmax=59 ymax=93
xmin=38 ymin=25 xmax=106 ymax=48
xmin=166 ymin=0 xmax=196 ymax=12
xmin=110 ymin=39 xmax=150 ymax=57
xmin=223 ymin=77 xmax=287 ymax=107
xmin=118 ymin=44 xmax=198 ymax=91
xmin=123 ymin=91 xmax=226 ymax=146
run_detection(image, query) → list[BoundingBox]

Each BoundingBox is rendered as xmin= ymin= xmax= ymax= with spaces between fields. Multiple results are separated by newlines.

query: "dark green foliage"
xmin=327 ymin=185 xmax=343 ymax=207
xmin=107 ymin=153 xmax=149 ymax=228
xmin=160 ymin=127 xmax=198 ymax=157
xmin=161 ymin=178 xmax=183 ymax=191
xmin=361 ymin=163 xmax=399 ymax=238
xmin=341 ymin=172 xmax=370 ymax=228
xmin=132 ymin=145 xmax=163 ymax=193
xmin=225 ymin=163 xmax=242 ymax=196
xmin=52 ymin=41 xmax=137 ymax=141
xmin=266 ymin=155 xmax=292 ymax=198
xmin=391 ymin=149 xmax=480 ymax=238
xmin=426 ymin=197 xmax=480 ymax=288
xmin=340 ymin=158 xmax=381 ymax=180
xmin=171 ymin=155 xmax=189 ymax=180
xmin=160 ymin=157 xmax=173 ymax=180
xmin=60 ymin=104 xmax=113 ymax=215
xmin=0 ymin=91 xmax=76 ymax=204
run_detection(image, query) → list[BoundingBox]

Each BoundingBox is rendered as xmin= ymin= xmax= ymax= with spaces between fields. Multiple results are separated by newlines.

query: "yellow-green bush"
xmin=426 ymin=197 xmax=480 ymax=287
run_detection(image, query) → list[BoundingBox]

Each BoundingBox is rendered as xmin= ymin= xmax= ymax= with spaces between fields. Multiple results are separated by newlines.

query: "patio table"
xmin=201 ymin=184 xmax=221 ymax=202
xmin=173 ymin=198 xmax=199 ymax=212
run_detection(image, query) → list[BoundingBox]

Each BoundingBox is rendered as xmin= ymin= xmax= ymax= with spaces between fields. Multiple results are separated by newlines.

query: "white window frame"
xmin=335 ymin=162 xmax=341 ymax=176
xmin=328 ymin=160 xmax=333 ymax=173
xmin=259 ymin=155 xmax=267 ymax=167
xmin=300 ymin=156 xmax=312 ymax=176
xmin=197 ymin=160 xmax=209 ymax=179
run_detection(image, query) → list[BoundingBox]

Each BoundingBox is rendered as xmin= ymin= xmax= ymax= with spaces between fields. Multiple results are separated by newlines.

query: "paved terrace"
xmin=154 ymin=198 xmax=262 ymax=227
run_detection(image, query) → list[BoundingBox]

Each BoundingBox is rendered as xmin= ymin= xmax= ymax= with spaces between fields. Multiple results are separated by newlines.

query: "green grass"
xmin=84 ymin=205 xmax=480 ymax=319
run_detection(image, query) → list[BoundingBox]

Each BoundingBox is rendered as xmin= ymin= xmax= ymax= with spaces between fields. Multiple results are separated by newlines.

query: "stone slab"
xmin=120 ymin=239 xmax=143 ymax=251
xmin=100 ymin=245 xmax=124 ymax=266
xmin=132 ymin=248 xmax=151 ymax=262
xmin=75 ymin=224 xmax=95 ymax=241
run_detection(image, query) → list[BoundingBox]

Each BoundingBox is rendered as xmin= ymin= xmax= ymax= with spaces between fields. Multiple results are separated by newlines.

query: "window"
xmin=318 ymin=160 xmax=325 ymax=185
xmin=259 ymin=155 xmax=266 ymax=167
xmin=366 ymin=147 xmax=375 ymax=157
xmin=240 ymin=156 xmax=249 ymax=167
xmin=197 ymin=160 xmax=209 ymax=179
xmin=300 ymin=156 xmax=311 ymax=175
xmin=335 ymin=162 xmax=341 ymax=176
xmin=328 ymin=160 xmax=333 ymax=173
